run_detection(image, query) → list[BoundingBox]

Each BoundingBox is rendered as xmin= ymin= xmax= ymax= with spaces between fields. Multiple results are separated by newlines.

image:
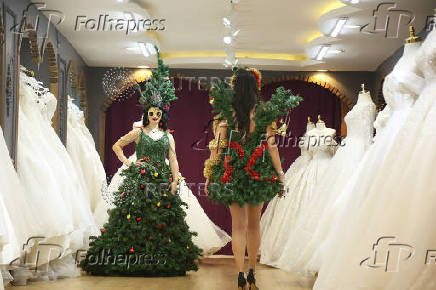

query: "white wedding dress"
xmin=67 ymin=98 xmax=107 ymax=227
xmin=268 ymin=128 xmax=334 ymax=271
xmin=313 ymin=29 xmax=436 ymax=290
xmin=259 ymin=127 xmax=314 ymax=265
xmin=102 ymin=119 xmax=231 ymax=256
xmin=292 ymin=97 xmax=376 ymax=274
xmin=16 ymin=72 xmax=98 ymax=281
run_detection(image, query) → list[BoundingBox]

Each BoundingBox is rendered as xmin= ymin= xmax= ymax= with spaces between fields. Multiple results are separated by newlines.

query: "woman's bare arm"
xmin=112 ymin=127 xmax=141 ymax=167
xmin=266 ymin=125 xmax=284 ymax=178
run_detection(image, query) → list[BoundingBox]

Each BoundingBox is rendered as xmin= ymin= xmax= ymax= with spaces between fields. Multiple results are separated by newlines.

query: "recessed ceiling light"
xmin=350 ymin=0 xmax=359 ymax=4
xmin=316 ymin=45 xmax=330 ymax=61
xmin=330 ymin=17 xmax=348 ymax=37
xmin=126 ymin=47 xmax=139 ymax=51
xmin=137 ymin=65 xmax=149 ymax=68
xmin=317 ymin=69 xmax=329 ymax=72
xmin=328 ymin=49 xmax=345 ymax=54
xmin=223 ymin=36 xmax=232 ymax=44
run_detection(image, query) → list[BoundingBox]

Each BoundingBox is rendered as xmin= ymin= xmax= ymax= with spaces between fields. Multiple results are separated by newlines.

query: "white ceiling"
xmin=33 ymin=0 xmax=435 ymax=71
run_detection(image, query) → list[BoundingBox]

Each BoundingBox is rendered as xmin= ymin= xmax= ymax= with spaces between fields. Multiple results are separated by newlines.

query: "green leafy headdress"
xmin=137 ymin=46 xmax=177 ymax=111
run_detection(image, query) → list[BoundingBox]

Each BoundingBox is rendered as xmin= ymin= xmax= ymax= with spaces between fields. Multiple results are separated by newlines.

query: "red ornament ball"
xmin=158 ymin=224 xmax=163 ymax=228
xmin=120 ymin=193 xmax=125 ymax=198
xmin=129 ymin=248 xmax=135 ymax=253
xmin=136 ymin=217 xmax=141 ymax=222
xmin=140 ymin=184 xmax=145 ymax=189
xmin=141 ymin=169 xmax=146 ymax=175
xmin=147 ymin=236 xmax=152 ymax=241
xmin=101 ymin=229 xmax=106 ymax=233
xmin=169 ymin=177 xmax=173 ymax=182
xmin=166 ymin=205 xmax=171 ymax=209
xmin=154 ymin=161 xmax=159 ymax=166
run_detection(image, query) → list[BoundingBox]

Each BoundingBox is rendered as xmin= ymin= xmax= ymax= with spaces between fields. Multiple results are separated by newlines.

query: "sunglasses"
xmin=148 ymin=110 xmax=162 ymax=117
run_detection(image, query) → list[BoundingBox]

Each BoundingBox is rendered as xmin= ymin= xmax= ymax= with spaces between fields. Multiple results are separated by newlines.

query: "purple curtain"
xmin=104 ymin=78 xmax=341 ymax=255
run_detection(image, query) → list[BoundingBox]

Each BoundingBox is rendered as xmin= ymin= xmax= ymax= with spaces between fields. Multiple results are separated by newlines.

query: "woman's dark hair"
xmin=232 ymin=69 xmax=259 ymax=141
xmin=143 ymin=104 xmax=169 ymax=131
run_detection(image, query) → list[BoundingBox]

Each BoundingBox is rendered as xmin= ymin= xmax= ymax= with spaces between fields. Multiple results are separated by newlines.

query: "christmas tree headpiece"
xmin=137 ymin=46 xmax=177 ymax=111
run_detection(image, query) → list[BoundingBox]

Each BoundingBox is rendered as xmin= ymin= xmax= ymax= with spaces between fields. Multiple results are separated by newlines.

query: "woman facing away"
xmin=203 ymin=67 xmax=302 ymax=289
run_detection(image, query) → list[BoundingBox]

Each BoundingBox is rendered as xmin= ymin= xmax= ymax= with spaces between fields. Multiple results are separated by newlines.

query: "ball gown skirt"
xmin=103 ymin=152 xmax=231 ymax=256
xmin=314 ymin=31 xmax=436 ymax=289
xmin=259 ymin=142 xmax=312 ymax=266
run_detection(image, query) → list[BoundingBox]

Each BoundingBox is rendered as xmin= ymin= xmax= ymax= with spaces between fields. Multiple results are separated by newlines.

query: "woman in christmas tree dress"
xmin=81 ymin=51 xmax=201 ymax=277
xmin=204 ymin=68 xmax=302 ymax=289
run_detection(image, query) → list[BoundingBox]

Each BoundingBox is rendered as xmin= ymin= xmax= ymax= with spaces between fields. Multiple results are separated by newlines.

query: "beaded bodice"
xmin=135 ymin=130 xmax=169 ymax=163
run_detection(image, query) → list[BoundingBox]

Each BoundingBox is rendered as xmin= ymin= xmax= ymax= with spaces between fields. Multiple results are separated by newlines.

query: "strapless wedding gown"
xmin=67 ymin=100 xmax=107 ymax=227
xmin=102 ymin=124 xmax=231 ymax=256
xmin=272 ymin=138 xmax=334 ymax=271
xmin=295 ymin=100 xmax=376 ymax=273
xmin=314 ymin=29 xmax=436 ymax=290
xmin=18 ymin=73 xmax=97 ymax=250
xmin=259 ymin=135 xmax=313 ymax=265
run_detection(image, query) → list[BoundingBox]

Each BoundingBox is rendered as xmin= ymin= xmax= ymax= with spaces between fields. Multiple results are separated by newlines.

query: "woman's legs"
xmin=229 ymin=203 xmax=248 ymax=272
xmin=247 ymin=203 xmax=263 ymax=270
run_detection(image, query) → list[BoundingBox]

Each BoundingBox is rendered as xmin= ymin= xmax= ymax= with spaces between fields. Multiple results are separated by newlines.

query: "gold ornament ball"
xmin=154 ymin=172 xmax=159 ymax=177
xmin=127 ymin=214 xmax=131 ymax=219
xmin=157 ymin=202 xmax=161 ymax=207
xmin=168 ymin=239 xmax=172 ymax=243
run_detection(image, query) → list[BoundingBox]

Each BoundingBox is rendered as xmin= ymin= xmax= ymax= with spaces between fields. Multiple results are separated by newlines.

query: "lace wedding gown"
xmin=67 ymin=99 xmax=107 ymax=227
xmin=271 ymin=132 xmax=334 ymax=271
xmin=314 ymin=29 xmax=436 ymax=290
xmin=294 ymin=99 xmax=376 ymax=273
xmin=102 ymin=119 xmax=231 ymax=256
xmin=18 ymin=72 xmax=97 ymax=253
xmin=259 ymin=133 xmax=313 ymax=265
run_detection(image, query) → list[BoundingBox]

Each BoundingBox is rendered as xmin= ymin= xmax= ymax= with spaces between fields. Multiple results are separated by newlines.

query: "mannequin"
xmin=307 ymin=115 xmax=336 ymax=149
xmin=357 ymin=84 xmax=373 ymax=105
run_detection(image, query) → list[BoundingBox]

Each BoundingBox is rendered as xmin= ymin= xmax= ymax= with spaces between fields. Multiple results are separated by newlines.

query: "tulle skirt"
xmin=314 ymin=85 xmax=436 ymax=289
xmin=259 ymin=153 xmax=312 ymax=265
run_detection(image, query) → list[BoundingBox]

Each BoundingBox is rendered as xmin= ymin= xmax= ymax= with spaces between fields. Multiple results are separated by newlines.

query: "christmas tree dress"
xmin=80 ymin=49 xmax=202 ymax=277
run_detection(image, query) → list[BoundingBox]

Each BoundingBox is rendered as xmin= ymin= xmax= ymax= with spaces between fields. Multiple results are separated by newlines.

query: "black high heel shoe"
xmin=247 ymin=268 xmax=259 ymax=290
xmin=238 ymin=272 xmax=247 ymax=290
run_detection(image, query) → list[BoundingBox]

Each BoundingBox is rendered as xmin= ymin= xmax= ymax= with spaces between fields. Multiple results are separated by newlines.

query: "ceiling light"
xmin=117 ymin=0 xmax=124 ymax=2
xmin=126 ymin=47 xmax=139 ymax=51
xmin=316 ymin=45 xmax=330 ymax=61
xmin=145 ymin=43 xmax=157 ymax=55
xmin=330 ymin=17 xmax=348 ymax=37
xmin=344 ymin=24 xmax=361 ymax=29
xmin=138 ymin=42 xmax=150 ymax=57
xmin=223 ymin=36 xmax=232 ymax=44
xmin=328 ymin=49 xmax=344 ymax=54
xmin=350 ymin=0 xmax=359 ymax=4
xmin=137 ymin=65 xmax=149 ymax=68
xmin=317 ymin=69 xmax=329 ymax=72
xmin=223 ymin=17 xmax=231 ymax=27
xmin=124 ymin=12 xmax=134 ymax=21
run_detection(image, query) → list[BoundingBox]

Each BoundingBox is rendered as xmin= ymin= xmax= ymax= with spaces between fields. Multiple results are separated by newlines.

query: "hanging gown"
xmin=313 ymin=29 xmax=436 ymax=290
xmin=67 ymin=99 xmax=107 ymax=227
xmin=272 ymin=132 xmax=334 ymax=271
xmin=103 ymin=120 xmax=231 ymax=256
xmin=259 ymin=133 xmax=313 ymax=265
xmin=295 ymin=99 xmax=376 ymax=274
